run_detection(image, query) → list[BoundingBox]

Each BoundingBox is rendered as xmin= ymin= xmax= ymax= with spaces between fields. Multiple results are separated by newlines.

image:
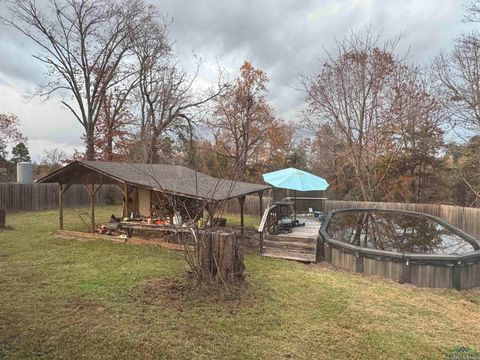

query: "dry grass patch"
xmin=133 ymin=276 xmax=257 ymax=312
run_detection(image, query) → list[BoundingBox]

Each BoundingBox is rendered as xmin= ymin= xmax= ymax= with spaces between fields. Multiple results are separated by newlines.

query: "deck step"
xmin=262 ymin=247 xmax=316 ymax=262
xmin=262 ymin=233 xmax=317 ymax=262
xmin=263 ymin=239 xmax=316 ymax=251
xmin=263 ymin=245 xmax=316 ymax=257
xmin=265 ymin=234 xmax=317 ymax=244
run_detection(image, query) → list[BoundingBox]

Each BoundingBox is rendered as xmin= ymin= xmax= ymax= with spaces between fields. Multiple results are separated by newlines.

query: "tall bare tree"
xmin=303 ymin=31 xmax=403 ymax=201
xmin=3 ymin=0 xmax=155 ymax=160
xmin=434 ymin=32 xmax=480 ymax=135
xmin=131 ymin=20 xmax=227 ymax=163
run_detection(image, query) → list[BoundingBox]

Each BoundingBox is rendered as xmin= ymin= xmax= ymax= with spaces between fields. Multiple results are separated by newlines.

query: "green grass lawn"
xmin=1 ymin=206 xmax=480 ymax=359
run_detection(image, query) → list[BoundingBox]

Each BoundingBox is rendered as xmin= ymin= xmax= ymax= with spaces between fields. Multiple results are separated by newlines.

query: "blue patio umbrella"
xmin=263 ymin=167 xmax=329 ymax=220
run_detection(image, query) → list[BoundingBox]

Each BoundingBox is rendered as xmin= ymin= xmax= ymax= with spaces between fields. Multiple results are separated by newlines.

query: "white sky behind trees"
xmin=0 ymin=0 xmax=475 ymax=162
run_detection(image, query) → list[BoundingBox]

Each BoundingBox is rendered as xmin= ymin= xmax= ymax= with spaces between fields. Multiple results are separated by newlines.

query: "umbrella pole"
xmin=294 ymin=190 xmax=297 ymax=222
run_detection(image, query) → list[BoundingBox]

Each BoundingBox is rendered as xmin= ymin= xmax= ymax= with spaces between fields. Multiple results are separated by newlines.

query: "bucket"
xmin=173 ymin=212 xmax=183 ymax=226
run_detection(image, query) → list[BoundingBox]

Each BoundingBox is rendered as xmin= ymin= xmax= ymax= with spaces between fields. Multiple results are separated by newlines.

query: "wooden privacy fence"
xmin=224 ymin=195 xmax=272 ymax=216
xmin=224 ymin=195 xmax=327 ymax=216
xmin=324 ymin=200 xmax=480 ymax=240
xmin=0 ymin=183 xmax=122 ymax=212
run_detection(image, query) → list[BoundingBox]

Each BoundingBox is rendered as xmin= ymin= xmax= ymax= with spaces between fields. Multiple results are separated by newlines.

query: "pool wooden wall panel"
xmin=410 ymin=264 xmax=453 ymax=288
xmin=364 ymin=258 xmax=403 ymax=282
xmin=331 ymin=247 xmax=356 ymax=272
xmin=460 ymin=263 xmax=480 ymax=289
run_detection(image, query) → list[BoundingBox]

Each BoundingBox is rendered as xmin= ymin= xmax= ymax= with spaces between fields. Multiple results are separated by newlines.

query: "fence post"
xmin=238 ymin=196 xmax=245 ymax=242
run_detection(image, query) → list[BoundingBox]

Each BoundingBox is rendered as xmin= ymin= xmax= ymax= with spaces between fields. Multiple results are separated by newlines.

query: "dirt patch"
xmin=133 ymin=276 xmax=256 ymax=312
xmin=67 ymin=297 xmax=106 ymax=313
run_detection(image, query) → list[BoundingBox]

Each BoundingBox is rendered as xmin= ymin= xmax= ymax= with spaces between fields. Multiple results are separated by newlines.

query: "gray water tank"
xmin=17 ymin=162 xmax=33 ymax=184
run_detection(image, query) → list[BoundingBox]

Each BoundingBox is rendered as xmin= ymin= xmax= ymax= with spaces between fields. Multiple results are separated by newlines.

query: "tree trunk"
xmin=85 ymin=125 xmax=96 ymax=160
xmin=148 ymin=132 xmax=159 ymax=163
xmin=197 ymin=230 xmax=244 ymax=283
xmin=105 ymin=133 xmax=113 ymax=161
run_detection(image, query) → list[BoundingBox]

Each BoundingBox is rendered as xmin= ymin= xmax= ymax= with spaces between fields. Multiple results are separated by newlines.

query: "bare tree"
xmin=41 ymin=147 xmax=67 ymax=168
xmin=131 ymin=20 xmax=227 ymax=163
xmin=464 ymin=0 xmax=480 ymax=23
xmin=302 ymin=31 xmax=403 ymax=201
xmin=434 ymin=32 xmax=480 ymax=135
xmin=2 ymin=0 xmax=156 ymax=160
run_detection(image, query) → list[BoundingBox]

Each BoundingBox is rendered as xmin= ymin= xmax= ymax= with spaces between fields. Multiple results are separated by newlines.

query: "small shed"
xmin=38 ymin=160 xmax=270 ymax=237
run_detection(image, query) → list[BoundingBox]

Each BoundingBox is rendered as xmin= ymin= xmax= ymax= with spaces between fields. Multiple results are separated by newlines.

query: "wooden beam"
xmin=239 ymin=196 xmax=246 ymax=241
xmin=83 ymin=184 xmax=102 ymax=233
xmin=58 ymin=183 xmax=70 ymax=230
xmin=120 ymin=184 xmax=129 ymax=218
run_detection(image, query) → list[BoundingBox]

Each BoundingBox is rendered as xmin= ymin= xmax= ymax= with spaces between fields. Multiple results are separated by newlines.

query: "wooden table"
xmin=119 ymin=221 xmax=193 ymax=238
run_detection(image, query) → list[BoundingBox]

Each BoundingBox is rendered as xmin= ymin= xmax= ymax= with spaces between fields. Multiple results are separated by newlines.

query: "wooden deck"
xmin=262 ymin=217 xmax=321 ymax=262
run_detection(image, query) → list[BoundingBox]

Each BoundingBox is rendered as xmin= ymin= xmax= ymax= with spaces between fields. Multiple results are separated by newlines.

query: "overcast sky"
xmin=0 ymin=0 xmax=475 ymax=162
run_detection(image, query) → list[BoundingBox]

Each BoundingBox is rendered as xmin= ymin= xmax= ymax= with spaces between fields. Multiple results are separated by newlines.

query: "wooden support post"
xmin=58 ymin=183 xmax=70 ymax=230
xmin=83 ymin=184 xmax=102 ymax=233
xmin=59 ymin=183 xmax=64 ymax=230
xmin=239 ymin=196 xmax=245 ymax=242
xmin=89 ymin=185 xmax=95 ymax=233
xmin=258 ymin=191 xmax=264 ymax=252
xmin=121 ymin=184 xmax=129 ymax=218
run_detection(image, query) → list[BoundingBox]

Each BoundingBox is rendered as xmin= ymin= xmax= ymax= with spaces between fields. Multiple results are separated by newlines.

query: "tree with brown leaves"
xmin=0 ymin=113 xmax=25 ymax=162
xmin=208 ymin=61 xmax=288 ymax=181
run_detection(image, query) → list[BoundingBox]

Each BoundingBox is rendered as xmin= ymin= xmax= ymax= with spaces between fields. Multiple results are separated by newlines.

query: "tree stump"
xmin=0 ymin=210 xmax=5 ymax=229
xmin=198 ymin=230 xmax=245 ymax=283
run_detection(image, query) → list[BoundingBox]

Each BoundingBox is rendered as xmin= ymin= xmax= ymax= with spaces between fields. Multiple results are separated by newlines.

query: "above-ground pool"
xmin=319 ymin=209 xmax=480 ymax=289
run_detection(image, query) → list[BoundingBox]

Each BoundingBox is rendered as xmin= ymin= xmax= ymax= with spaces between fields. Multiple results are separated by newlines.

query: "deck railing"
xmin=258 ymin=204 xmax=280 ymax=252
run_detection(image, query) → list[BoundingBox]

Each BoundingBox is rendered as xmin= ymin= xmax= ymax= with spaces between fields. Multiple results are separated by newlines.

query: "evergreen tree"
xmin=11 ymin=142 xmax=31 ymax=164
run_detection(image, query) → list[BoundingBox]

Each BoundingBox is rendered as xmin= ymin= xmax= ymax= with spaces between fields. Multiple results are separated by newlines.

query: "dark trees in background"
xmin=444 ymin=137 xmax=480 ymax=207
xmin=11 ymin=143 xmax=31 ymax=164
xmin=0 ymin=113 xmax=25 ymax=161
xmin=0 ymin=113 xmax=27 ymax=180
xmin=3 ymin=0 xmax=156 ymax=160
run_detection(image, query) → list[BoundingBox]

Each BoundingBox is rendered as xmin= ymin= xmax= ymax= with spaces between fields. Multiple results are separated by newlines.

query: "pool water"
xmin=326 ymin=210 xmax=477 ymax=255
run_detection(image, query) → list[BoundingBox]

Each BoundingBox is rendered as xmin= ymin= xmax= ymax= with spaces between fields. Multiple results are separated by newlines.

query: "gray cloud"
xmin=0 ymin=0 xmax=474 ymax=158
